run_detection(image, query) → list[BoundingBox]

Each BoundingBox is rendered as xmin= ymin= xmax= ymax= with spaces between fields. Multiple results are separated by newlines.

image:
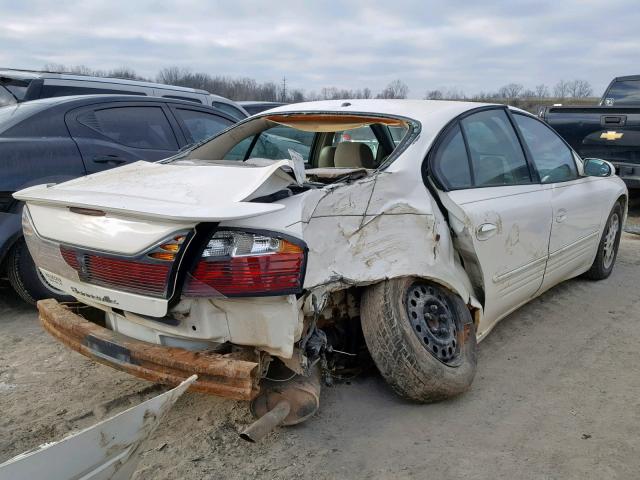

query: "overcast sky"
xmin=2 ymin=0 xmax=639 ymax=98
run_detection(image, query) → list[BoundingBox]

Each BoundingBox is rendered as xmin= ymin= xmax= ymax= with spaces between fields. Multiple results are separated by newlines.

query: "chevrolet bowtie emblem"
xmin=600 ymin=131 xmax=624 ymax=140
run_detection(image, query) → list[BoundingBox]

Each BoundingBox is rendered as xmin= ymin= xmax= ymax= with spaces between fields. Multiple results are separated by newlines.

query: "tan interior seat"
xmin=317 ymin=146 xmax=336 ymax=167
xmin=334 ymin=142 xmax=375 ymax=168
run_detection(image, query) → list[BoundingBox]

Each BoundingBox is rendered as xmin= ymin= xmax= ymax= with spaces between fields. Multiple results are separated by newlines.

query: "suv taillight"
xmin=182 ymin=230 xmax=306 ymax=297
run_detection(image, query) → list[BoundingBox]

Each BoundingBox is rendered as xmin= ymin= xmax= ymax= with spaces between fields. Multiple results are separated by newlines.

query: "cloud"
xmin=1 ymin=0 xmax=639 ymax=97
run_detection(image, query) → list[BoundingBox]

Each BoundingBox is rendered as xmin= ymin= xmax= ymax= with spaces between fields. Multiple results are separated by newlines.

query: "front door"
xmin=511 ymin=113 xmax=610 ymax=290
xmin=431 ymin=108 xmax=553 ymax=336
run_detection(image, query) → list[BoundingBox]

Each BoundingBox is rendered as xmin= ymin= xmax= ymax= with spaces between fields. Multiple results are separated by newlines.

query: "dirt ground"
xmin=2 ymin=220 xmax=640 ymax=478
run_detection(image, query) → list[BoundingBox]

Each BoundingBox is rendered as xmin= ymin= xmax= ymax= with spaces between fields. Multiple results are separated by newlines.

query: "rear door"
xmin=65 ymin=102 xmax=181 ymax=173
xmin=431 ymin=108 xmax=553 ymax=332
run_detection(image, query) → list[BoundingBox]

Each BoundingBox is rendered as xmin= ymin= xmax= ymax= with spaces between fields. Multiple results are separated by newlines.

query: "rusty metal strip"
xmin=37 ymin=299 xmax=260 ymax=400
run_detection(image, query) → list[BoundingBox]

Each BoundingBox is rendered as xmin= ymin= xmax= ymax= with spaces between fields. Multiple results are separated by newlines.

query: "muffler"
xmin=239 ymin=365 xmax=321 ymax=442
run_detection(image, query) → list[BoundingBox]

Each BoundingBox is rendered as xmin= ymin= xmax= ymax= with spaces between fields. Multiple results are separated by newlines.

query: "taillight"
xmin=183 ymin=230 xmax=306 ymax=297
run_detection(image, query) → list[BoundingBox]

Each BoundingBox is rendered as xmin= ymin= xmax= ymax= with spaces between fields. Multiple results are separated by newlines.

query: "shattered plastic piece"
xmin=0 ymin=376 xmax=196 ymax=480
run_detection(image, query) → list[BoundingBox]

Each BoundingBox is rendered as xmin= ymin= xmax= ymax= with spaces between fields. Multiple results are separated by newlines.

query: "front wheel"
xmin=584 ymin=202 xmax=623 ymax=280
xmin=7 ymin=239 xmax=74 ymax=305
xmin=360 ymin=278 xmax=477 ymax=402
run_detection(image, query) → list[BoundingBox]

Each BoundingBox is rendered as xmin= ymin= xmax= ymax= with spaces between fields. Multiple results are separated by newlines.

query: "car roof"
xmin=263 ymin=99 xmax=498 ymax=127
xmin=0 ymin=68 xmax=244 ymax=107
xmin=0 ymin=68 xmax=209 ymax=93
xmin=0 ymin=94 xmax=238 ymax=120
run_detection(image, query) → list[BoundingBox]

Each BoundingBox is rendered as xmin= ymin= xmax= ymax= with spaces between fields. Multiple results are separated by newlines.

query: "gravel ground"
xmin=1 ymin=216 xmax=640 ymax=479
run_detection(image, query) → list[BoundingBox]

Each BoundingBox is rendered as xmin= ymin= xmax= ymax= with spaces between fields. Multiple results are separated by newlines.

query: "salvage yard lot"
xmin=1 ymin=233 xmax=640 ymax=479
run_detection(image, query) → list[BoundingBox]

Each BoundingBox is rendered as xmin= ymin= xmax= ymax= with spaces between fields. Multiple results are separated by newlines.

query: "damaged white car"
xmin=15 ymin=100 xmax=627 ymax=438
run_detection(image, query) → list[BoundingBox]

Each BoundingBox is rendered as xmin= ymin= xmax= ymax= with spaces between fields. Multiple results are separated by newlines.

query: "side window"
xmin=461 ymin=109 xmax=531 ymax=187
xmin=173 ymin=108 xmax=232 ymax=144
xmin=248 ymin=126 xmax=314 ymax=162
xmin=513 ymin=114 xmax=578 ymax=183
xmin=332 ymin=126 xmax=379 ymax=158
xmin=41 ymin=85 xmax=145 ymax=97
xmin=212 ymin=102 xmax=246 ymax=120
xmin=163 ymin=95 xmax=202 ymax=104
xmin=433 ymin=124 xmax=472 ymax=189
xmin=78 ymin=106 xmax=178 ymax=150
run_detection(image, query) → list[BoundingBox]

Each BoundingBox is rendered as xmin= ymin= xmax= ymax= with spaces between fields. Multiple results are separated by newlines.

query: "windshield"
xmin=602 ymin=79 xmax=640 ymax=105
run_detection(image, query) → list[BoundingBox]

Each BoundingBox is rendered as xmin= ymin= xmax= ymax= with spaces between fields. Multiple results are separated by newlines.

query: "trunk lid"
xmin=14 ymin=159 xmax=300 ymax=222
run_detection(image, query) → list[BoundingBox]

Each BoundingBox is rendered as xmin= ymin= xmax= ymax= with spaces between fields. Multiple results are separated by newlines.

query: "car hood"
xmin=14 ymin=160 xmax=300 ymax=222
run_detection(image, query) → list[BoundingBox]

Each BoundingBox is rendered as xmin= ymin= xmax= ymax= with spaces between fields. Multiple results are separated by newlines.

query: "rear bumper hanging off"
xmin=37 ymin=299 xmax=260 ymax=400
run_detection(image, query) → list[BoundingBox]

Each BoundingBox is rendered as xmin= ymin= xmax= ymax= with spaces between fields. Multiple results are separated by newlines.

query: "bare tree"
xmin=498 ymin=83 xmax=524 ymax=102
xmin=554 ymin=80 xmax=570 ymax=99
xmin=534 ymin=84 xmax=550 ymax=99
xmin=376 ymin=80 xmax=409 ymax=99
xmin=362 ymin=87 xmax=372 ymax=99
xmin=567 ymin=79 xmax=593 ymax=98
xmin=425 ymin=89 xmax=444 ymax=100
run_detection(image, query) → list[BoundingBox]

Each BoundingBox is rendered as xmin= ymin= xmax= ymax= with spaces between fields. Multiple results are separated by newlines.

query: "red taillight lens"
xmin=183 ymin=231 xmax=305 ymax=297
xmin=60 ymin=246 xmax=172 ymax=297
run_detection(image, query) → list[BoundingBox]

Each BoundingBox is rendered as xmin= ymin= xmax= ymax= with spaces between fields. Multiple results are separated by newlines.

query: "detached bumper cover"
xmin=37 ymin=299 xmax=260 ymax=400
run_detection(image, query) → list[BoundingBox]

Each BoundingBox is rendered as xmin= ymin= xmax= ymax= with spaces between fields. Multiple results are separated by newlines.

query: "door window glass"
xmin=461 ymin=109 xmax=531 ymax=187
xmin=212 ymin=101 xmax=246 ymax=120
xmin=433 ymin=124 xmax=472 ymax=189
xmin=173 ymin=108 xmax=232 ymax=144
xmin=513 ymin=114 xmax=578 ymax=183
xmin=79 ymin=106 xmax=178 ymax=150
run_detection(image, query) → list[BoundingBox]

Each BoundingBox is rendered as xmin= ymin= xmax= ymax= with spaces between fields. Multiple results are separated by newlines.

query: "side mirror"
xmin=583 ymin=158 xmax=613 ymax=177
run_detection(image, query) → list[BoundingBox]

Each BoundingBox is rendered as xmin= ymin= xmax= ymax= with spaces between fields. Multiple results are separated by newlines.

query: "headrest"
xmin=334 ymin=142 xmax=375 ymax=168
xmin=318 ymin=146 xmax=336 ymax=168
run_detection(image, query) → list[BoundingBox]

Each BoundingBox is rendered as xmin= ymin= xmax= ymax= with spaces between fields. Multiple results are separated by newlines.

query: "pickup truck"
xmin=541 ymin=75 xmax=640 ymax=189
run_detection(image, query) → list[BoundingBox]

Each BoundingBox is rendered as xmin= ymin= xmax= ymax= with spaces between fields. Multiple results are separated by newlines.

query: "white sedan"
xmin=16 ymin=100 xmax=626 ymax=434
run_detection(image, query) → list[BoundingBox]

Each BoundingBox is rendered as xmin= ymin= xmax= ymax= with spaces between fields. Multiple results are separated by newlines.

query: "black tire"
xmin=6 ymin=239 xmax=74 ymax=305
xmin=361 ymin=277 xmax=477 ymax=402
xmin=584 ymin=202 xmax=623 ymax=280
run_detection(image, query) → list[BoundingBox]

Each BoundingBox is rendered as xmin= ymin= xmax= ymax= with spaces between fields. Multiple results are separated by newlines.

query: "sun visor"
xmin=264 ymin=114 xmax=407 ymax=132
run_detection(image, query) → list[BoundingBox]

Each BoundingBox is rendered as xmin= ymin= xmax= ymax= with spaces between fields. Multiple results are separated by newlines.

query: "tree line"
xmin=42 ymin=63 xmax=595 ymax=111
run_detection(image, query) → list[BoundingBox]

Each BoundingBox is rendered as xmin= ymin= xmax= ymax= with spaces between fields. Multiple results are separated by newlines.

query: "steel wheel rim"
xmin=406 ymin=282 xmax=460 ymax=365
xmin=603 ymin=212 xmax=619 ymax=269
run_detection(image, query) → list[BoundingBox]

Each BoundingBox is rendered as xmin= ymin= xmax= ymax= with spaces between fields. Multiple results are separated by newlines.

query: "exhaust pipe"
xmin=239 ymin=400 xmax=291 ymax=443
xmin=239 ymin=365 xmax=321 ymax=442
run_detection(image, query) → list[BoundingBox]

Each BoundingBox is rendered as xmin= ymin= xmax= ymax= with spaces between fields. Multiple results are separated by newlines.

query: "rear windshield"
xmin=0 ymin=77 xmax=31 ymax=101
xmin=603 ymin=79 xmax=640 ymax=105
xmin=0 ymin=86 xmax=17 ymax=107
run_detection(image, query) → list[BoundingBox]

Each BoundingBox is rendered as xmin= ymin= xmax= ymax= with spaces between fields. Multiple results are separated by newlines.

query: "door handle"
xmin=556 ymin=209 xmax=567 ymax=223
xmin=92 ymin=155 xmax=126 ymax=165
xmin=476 ymin=223 xmax=498 ymax=241
xmin=601 ymin=115 xmax=626 ymax=127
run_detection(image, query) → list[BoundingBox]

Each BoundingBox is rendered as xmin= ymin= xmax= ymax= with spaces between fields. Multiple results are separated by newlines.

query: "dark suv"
xmin=0 ymin=95 xmax=235 ymax=303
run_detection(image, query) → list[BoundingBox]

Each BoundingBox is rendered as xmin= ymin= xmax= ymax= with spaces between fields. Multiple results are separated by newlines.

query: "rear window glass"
xmin=0 ymin=86 xmax=16 ymax=107
xmin=603 ymin=79 xmax=640 ymax=105
xmin=0 ymin=77 xmax=30 ymax=101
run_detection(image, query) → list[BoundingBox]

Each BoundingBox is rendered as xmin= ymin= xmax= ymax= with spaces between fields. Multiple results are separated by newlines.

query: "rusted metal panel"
xmin=37 ymin=299 xmax=260 ymax=400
